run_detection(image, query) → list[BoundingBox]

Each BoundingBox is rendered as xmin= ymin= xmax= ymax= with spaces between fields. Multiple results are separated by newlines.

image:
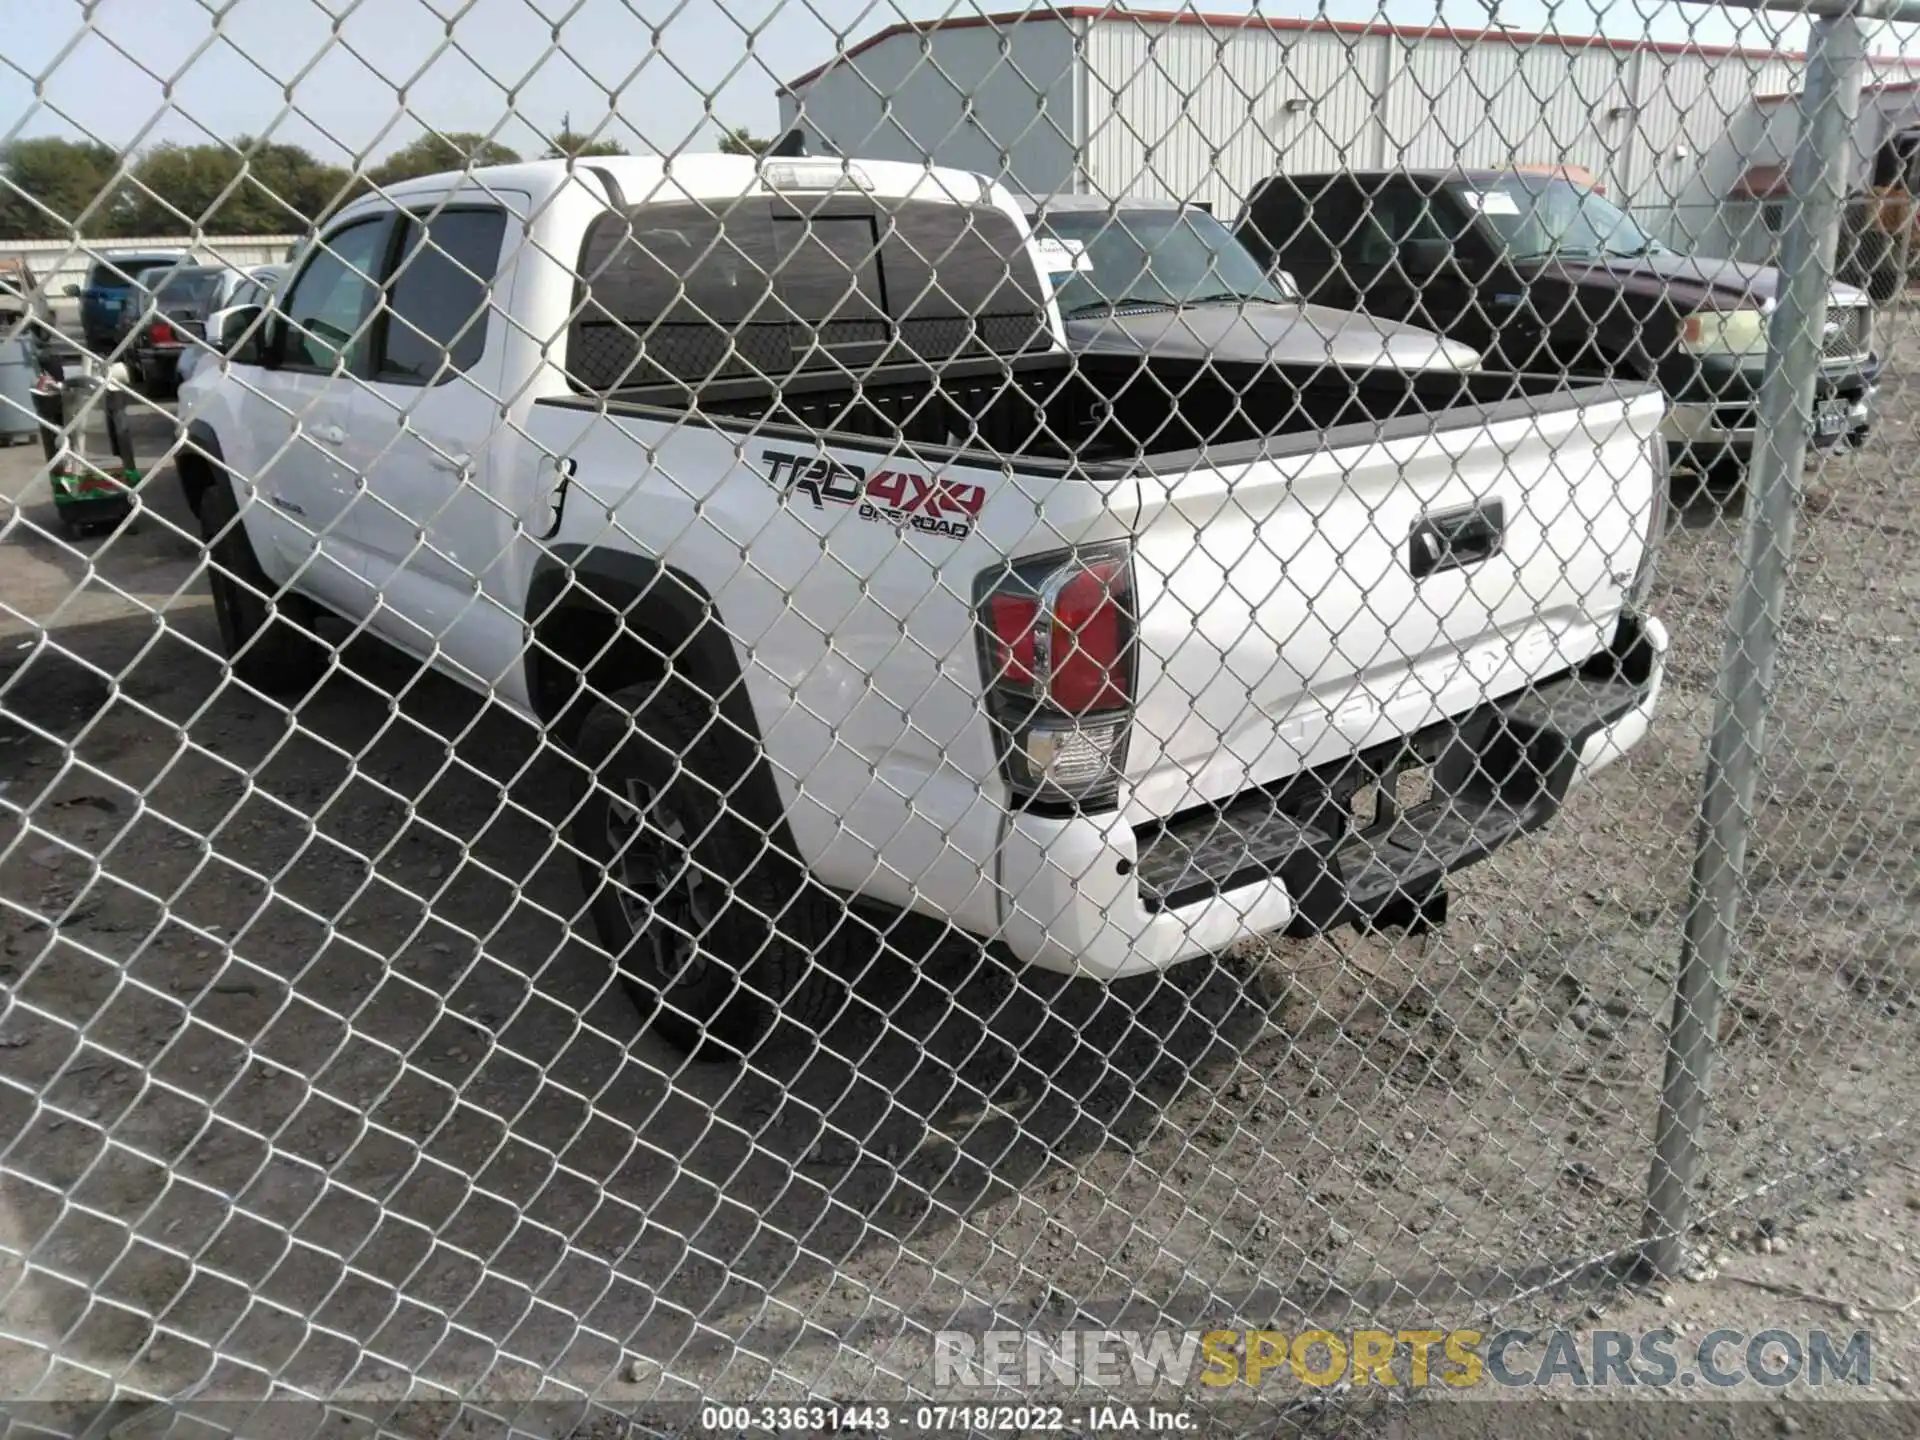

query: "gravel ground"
xmin=0 ymin=327 xmax=1917 ymax=1428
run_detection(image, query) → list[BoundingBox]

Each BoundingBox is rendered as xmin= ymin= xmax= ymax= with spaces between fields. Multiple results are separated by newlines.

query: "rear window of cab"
xmin=567 ymin=195 xmax=1050 ymax=391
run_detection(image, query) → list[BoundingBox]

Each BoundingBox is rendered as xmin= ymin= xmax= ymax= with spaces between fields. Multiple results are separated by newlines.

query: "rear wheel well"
xmin=176 ymin=427 xmax=223 ymax=515
xmin=525 ymin=558 xmax=796 ymax=864
xmin=531 ymin=595 xmax=675 ymax=739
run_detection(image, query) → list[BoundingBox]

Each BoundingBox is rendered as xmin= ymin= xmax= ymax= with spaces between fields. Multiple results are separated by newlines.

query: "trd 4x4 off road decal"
xmin=762 ymin=449 xmax=987 ymax=540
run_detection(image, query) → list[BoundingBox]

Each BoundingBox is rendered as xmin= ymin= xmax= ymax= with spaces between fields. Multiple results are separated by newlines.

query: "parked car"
xmin=69 ymin=249 xmax=190 ymax=353
xmin=1018 ymin=192 xmax=1482 ymax=396
xmin=1235 ymin=168 xmax=1880 ymax=481
xmin=106 ymin=262 xmax=186 ymax=370
xmin=181 ymin=154 xmax=1668 ymax=1055
xmin=177 ymin=267 xmax=284 ymax=388
xmin=135 ymin=264 xmax=288 ymax=393
xmin=123 ymin=264 xmax=222 ymax=394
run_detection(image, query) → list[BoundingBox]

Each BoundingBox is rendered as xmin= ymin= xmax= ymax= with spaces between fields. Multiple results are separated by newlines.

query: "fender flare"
xmin=523 ymin=545 xmax=802 ymax=868
xmin=178 ymin=420 xmax=225 ymax=516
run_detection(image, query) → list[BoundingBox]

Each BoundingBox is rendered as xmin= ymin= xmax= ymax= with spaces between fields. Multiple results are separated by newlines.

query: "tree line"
xmin=0 ymin=126 xmax=776 ymax=240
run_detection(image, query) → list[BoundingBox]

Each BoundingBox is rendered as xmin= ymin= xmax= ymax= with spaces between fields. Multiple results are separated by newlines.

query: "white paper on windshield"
xmin=1461 ymin=189 xmax=1522 ymax=216
xmin=1034 ymin=237 xmax=1093 ymax=274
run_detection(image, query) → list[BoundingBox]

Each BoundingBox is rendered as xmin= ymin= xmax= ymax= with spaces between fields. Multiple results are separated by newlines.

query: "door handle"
xmin=427 ymin=448 xmax=473 ymax=474
xmin=312 ymin=423 xmax=347 ymax=446
xmin=1409 ymin=501 xmax=1506 ymax=579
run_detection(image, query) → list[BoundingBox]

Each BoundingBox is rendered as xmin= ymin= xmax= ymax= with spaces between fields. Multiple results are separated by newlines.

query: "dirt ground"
xmin=1 ymin=323 xmax=1918 ymax=1432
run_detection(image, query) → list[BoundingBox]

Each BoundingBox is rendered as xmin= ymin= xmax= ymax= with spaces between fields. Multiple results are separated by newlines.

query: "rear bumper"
xmin=996 ymin=613 xmax=1668 ymax=980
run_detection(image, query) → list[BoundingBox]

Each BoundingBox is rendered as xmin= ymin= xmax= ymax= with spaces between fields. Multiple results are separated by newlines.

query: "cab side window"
xmin=377 ymin=209 xmax=509 ymax=383
xmin=1346 ymin=183 xmax=1451 ymax=269
xmin=279 ymin=218 xmax=391 ymax=373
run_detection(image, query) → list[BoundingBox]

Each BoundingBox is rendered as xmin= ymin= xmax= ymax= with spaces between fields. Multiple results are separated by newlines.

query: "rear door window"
xmin=568 ymin=194 xmax=1048 ymax=390
xmin=375 ymin=208 xmax=509 ymax=383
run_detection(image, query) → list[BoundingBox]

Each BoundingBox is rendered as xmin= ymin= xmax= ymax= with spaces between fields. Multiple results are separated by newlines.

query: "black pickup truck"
xmin=1235 ymin=167 xmax=1881 ymax=481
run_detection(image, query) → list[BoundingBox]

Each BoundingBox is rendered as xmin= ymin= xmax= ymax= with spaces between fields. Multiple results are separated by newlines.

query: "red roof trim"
xmin=779 ymin=6 xmax=1897 ymax=94
xmin=1728 ymin=163 xmax=1791 ymax=200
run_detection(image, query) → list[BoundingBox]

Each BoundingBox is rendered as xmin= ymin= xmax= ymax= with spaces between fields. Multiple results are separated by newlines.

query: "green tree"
xmin=123 ymin=142 xmax=247 ymax=233
xmin=119 ymin=139 xmax=356 ymax=236
xmin=717 ymin=126 xmax=773 ymax=157
xmin=0 ymin=136 xmax=125 ymax=238
xmin=543 ymin=127 xmax=628 ymax=160
xmin=366 ymin=132 xmax=522 ymax=188
xmin=235 ymin=137 xmax=358 ymax=231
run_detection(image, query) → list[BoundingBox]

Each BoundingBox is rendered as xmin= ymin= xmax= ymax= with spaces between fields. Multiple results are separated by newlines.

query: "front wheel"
xmin=568 ymin=682 xmax=849 ymax=1058
xmin=200 ymin=479 xmax=329 ymax=696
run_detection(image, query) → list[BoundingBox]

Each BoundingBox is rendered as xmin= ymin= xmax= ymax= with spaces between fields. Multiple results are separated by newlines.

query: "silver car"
xmin=1019 ymin=192 xmax=1481 ymax=375
xmin=176 ymin=265 xmax=284 ymax=384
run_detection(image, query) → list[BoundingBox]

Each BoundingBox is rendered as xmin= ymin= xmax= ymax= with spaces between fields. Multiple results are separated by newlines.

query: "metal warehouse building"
xmin=777 ymin=6 xmax=1920 ymax=258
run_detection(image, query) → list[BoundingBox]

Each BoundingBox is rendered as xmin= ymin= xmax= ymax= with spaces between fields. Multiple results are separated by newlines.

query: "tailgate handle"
xmin=1409 ymin=501 xmax=1505 ymax=579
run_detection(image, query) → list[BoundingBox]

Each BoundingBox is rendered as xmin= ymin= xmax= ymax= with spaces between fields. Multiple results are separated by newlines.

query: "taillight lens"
xmin=1049 ymin=558 xmax=1131 ymax=712
xmin=987 ymin=592 xmax=1039 ymax=688
xmin=150 ymin=320 xmax=175 ymax=345
xmin=976 ymin=543 xmax=1135 ymax=806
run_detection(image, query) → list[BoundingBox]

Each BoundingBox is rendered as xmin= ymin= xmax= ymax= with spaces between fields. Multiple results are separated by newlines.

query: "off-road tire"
xmin=568 ymin=681 xmax=848 ymax=1058
xmin=200 ymin=479 xmax=328 ymax=696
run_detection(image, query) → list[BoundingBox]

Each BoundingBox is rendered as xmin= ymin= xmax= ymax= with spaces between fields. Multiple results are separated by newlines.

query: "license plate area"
xmin=1814 ymin=398 xmax=1851 ymax=436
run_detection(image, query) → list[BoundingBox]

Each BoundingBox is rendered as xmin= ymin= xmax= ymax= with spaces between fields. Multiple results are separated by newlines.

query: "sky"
xmin=0 ymin=0 xmax=1907 ymax=167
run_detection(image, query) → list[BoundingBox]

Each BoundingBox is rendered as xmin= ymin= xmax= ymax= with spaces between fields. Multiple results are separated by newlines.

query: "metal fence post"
xmin=1643 ymin=6 xmax=1869 ymax=1278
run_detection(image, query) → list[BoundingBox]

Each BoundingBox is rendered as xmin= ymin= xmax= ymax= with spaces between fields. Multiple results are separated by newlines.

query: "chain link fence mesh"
xmin=0 ymin=0 xmax=1914 ymax=1430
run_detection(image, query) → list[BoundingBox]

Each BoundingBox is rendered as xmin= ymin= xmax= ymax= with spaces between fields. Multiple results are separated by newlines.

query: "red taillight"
xmin=1048 ymin=559 xmax=1130 ymax=712
xmin=978 ymin=544 xmax=1136 ymax=802
xmin=150 ymin=321 xmax=175 ymax=345
xmin=979 ymin=548 xmax=1134 ymax=714
xmin=988 ymin=592 xmax=1039 ymax=687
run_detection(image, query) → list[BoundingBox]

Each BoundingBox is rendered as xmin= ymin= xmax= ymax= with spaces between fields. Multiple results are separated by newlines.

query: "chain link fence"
xmin=0 ymin=0 xmax=1916 ymax=1430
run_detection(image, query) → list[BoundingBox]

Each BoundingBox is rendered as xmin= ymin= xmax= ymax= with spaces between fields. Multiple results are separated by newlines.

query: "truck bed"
xmin=551 ymin=353 xmax=1622 ymax=471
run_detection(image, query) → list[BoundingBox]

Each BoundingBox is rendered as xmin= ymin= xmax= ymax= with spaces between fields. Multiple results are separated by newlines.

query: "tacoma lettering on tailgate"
xmin=762 ymin=449 xmax=986 ymax=540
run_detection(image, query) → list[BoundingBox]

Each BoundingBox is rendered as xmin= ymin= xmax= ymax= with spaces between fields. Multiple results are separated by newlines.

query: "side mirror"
xmin=1275 ymin=269 xmax=1302 ymax=299
xmin=1399 ymin=239 xmax=1453 ymax=276
xmin=208 ymin=303 xmax=265 ymax=361
xmin=63 ymin=284 xmax=80 ymax=298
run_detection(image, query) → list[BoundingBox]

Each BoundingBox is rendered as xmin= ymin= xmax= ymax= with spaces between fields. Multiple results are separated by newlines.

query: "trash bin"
xmin=0 ymin=336 xmax=37 ymax=446
xmin=40 ymin=358 xmax=143 ymax=538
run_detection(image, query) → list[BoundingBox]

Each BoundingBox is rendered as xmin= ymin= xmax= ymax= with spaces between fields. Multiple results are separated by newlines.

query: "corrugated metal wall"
xmin=1658 ymin=60 xmax=1920 ymax=259
xmin=1384 ymin=40 xmax=1633 ymax=178
xmin=785 ymin=16 xmax=1920 ymax=258
xmin=1639 ymin=55 xmax=1802 ymax=256
xmin=1078 ymin=24 xmax=1396 ymax=208
xmin=1079 ymin=18 xmax=1816 ymax=238
xmin=778 ymin=23 xmax=1079 ymax=198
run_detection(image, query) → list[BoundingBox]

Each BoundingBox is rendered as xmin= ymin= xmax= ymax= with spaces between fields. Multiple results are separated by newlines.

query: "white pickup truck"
xmin=178 ymin=155 xmax=1670 ymax=1055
